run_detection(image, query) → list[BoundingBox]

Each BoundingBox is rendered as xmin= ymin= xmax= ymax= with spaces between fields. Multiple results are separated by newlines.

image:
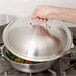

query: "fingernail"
xmin=36 ymin=17 xmax=40 ymax=21
xmin=36 ymin=16 xmax=40 ymax=19
xmin=39 ymin=18 xmax=44 ymax=22
xmin=45 ymin=18 xmax=48 ymax=21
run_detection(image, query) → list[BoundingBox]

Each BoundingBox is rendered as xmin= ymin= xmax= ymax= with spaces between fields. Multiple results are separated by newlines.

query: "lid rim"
xmin=3 ymin=18 xmax=72 ymax=62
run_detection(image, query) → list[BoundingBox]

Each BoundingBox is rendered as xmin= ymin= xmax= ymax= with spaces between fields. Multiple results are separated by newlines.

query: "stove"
xmin=0 ymin=57 xmax=60 ymax=76
xmin=0 ymin=15 xmax=76 ymax=76
xmin=0 ymin=46 xmax=76 ymax=76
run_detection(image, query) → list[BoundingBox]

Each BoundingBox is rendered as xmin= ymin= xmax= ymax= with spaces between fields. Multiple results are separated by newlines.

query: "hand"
xmin=32 ymin=5 xmax=76 ymax=24
xmin=32 ymin=5 xmax=59 ymax=22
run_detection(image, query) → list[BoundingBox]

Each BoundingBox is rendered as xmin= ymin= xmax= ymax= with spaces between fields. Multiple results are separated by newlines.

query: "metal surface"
xmin=0 ymin=39 xmax=76 ymax=76
xmin=0 ymin=15 xmax=17 ymax=44
xmin=3 ymin=17 xmax=73 ymax=62
xmin=0 ymin=46 xmax=76 ymax=76
xmin=0 ymin=18 xmax=76 ymax=76
xmin=1 ymin=46 xmax=55 ymax=73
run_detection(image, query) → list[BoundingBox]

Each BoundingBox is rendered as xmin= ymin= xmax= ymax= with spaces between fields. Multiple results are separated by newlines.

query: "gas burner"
xmin=70 ymin=60 xmax=76 ymax=70
xmin=58 ymin=45 xmax=76 ymax=76
xmin=0 ymin=64 xmax=57 ymax=76
xmin=0 ymin=46 xmax=76 ymax=76
xmin=5 ymin=69 xmax=56 ymax=76
xmin=0 ymin=55 xmax=58 ymax=76
xmin=0 ymin=22 xmax=76 ymax=76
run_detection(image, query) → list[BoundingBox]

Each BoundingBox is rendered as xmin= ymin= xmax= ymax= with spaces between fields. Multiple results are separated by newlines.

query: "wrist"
xmin=49 ymin=6 xmax=63 ymax=19
xmin=54 ymin=7 xmax=70 ymax=20
xmin=52 ymin=7 xmax=62 ymax=19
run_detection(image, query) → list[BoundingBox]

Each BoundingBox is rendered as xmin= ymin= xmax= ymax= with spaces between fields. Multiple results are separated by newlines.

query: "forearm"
xmin=53 ymin=7 xmax=76 ymax=24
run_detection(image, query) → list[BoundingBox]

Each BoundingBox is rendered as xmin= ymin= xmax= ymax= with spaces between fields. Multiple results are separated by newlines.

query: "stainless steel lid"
xmin=3 ymin=17 xmax=72 ymax=62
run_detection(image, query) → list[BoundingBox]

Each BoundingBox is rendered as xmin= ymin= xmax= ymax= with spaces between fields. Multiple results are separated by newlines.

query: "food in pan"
xmin=6 ymin=51 xmax=41 ymax=64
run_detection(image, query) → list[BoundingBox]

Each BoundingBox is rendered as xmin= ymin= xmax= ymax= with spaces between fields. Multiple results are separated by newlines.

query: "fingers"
xmin=32 ymin=16 xmax=48 ymax=22
xmin=32 ymin=12 xmax=48 ymax=22
xmin=32 ymin=5 xmax=56 ymax=22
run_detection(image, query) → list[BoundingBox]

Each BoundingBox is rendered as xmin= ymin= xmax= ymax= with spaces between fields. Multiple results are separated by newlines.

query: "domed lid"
xmin=3 ymin=17 xmax=72 ymax=62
